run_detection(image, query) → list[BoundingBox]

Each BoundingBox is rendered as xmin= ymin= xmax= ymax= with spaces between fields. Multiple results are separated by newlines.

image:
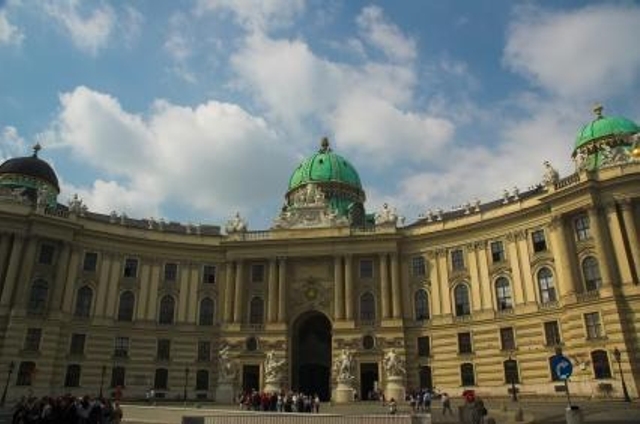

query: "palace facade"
xmin=0 ymin=107 xmax=639 ymax=402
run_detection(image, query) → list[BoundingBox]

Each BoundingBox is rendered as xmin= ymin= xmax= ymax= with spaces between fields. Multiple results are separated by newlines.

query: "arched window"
xmin=454 ymin=284 xmax=471 ymax=316
xmin=414 ymin=289 xmax=429 ymax=320
xmin=460 ymin=363 xmax=475 ymax=386
xmin=582 ymin=257 xmax=602 ymax=291
xmin=27 ymin=280 xmax=48 ymax=314
xmin=196 ymin=369 xmax=209 ymax=391
xmin=199 ymin=298 xmax=214 ymax=326
xmin=16 ymin=361 xmax=36 ymax=386
xmin=154 ymin=368 xmax=168 ymax=389
xmin=591 ymin=350 xmax=612 ymax=379
xmin=495 ymin=277 xmax=513 ymax=311
xmin=359 ymin=292 xmax=375 ymax=322
xmin=117 ymin=291 xmax=135 ymax=322
xmin=249 ymin=297 xmax=264 ymax=324
xmin=537 ymin=268 xmax=556 ymax=304
xmin=74 ymin=286 xmax=93 ymax=317
xmin=503 ymin=359 xmax=519 ymax=384
xmin=158 ymin=295 xmax=175 ymax=324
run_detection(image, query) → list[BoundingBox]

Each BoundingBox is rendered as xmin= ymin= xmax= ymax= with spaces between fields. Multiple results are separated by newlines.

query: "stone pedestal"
xmin=263 ymin=380 xmax=281 ymax=394
xmin=384 ymin=376 xmax=405 ymax=403
xmin=334 ymin=382 xmax=354 ymax=404
xmin=215 ymin=382 xmax=235 ymax=404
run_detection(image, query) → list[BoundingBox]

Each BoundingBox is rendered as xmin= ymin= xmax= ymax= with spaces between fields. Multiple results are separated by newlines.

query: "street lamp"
xmin=183 ymin=367 xmax=190 ymax=405
xmin=99 ymin=365 xmax=106 ymax=398
xmin=613 ymin=347 xmax=631 ymax=402
xmin=0 ymin=361 xmax=15 ymax=407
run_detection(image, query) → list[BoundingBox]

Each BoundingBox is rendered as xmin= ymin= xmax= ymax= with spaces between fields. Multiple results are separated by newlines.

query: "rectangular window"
xmin=202 ymin=265 xmax=216 ymax=284
xmin=110 ymin=366 xmax=126 ymax=388
xmin=359 ymin=259 xmax=374 ymax=279
xmin=157 ymin=339 xmax=171 ymax=361
xmin=451 ymin=249 xmax=465 ymax=271
xmin=24 ymin=328 xmax=42 ymax=352
xmin=38 ymin=244 xmax=55 ymax=265
xmin=64 ymin=365 xmax=81 ymax=387
xmin=584 ymin=312 xmax=603 ymax=339
xmin=83 ymin=252 xmax=98 ymax=272
xmin=500 ymin=327 xmax=516 ymax=351
xmin=417 ymin=336 xmax=430 ymax=357
xmin=458 ymin=332 xmax=473 ymax=354
xmin=69 ymin=333 xmax=86 ymax=356
xmin=197 ymin=341 xmax=211 ymax=362
xmin=114 ymin=336 xmax=130 ymax=358
xmin=164 ymin=263 xmax=178 ymax=282
xmin=490 ymin=241 xmax=505 ymax=263
xmin=411 ymin=256 xmax=426 ymax=277
xmin=251 ymin=264 xmax=265 ymax=283
xmin=196 ymin=370 xmax=209 ymax=391
xmin=544 ymin=321 xmax=562 ymax=346
xmin=123 ymin=258 xmax=138 ymax=278
xmin=574 ymin=215 xmax=591 ymax=241
xmin=531 ymin=229 xmax=547 ymax=252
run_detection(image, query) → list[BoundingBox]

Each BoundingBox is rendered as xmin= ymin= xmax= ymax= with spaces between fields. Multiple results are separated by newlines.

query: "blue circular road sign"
xmin=551 ymin=355 xmax=573 ymax=380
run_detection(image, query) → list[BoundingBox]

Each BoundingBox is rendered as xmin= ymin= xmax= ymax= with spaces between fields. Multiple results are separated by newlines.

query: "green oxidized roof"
xmin=288 ymin=138 xmax=362 ymax=191
xmin=575 ymin=105 xmax=639 ymax=149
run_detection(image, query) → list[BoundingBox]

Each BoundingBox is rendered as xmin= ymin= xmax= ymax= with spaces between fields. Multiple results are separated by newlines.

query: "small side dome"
xmin=575 ymin=105 xmax=639 ymax=149
xmin=0 ymin=144 xmax=60 ymax=205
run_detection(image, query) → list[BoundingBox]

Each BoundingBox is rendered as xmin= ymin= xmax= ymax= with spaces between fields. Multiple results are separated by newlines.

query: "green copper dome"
xmin=575 ymin=105 xmax=639 ymax=149
xmin=288 ymin=138 xmax=362 ymax=191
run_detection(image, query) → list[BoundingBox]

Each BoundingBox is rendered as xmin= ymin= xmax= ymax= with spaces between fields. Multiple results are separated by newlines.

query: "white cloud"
xmin=504 ymin=4 xmax=640 ymax=99
xmin=0 ymin=126 xmax=27 ymax=162
xmin=196 ymin=0 xmax=305 ymax=32
xmin=0 ymin=9 xmax=24 ymax=45
xmin=356 ymin=5 xmax=416 ymax=62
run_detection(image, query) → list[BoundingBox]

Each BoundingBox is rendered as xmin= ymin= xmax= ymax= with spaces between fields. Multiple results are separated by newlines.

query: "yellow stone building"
xmin=0 ymin=108 xmax=639 ymax=403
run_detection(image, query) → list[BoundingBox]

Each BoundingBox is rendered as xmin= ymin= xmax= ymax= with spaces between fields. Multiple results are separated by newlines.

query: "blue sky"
xmin=1 ymin=0 xmax=639 ymax=230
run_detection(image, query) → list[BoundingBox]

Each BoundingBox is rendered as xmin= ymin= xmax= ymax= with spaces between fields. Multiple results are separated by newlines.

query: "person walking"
xmin=441 ymin=392 xmax=453 ymax=416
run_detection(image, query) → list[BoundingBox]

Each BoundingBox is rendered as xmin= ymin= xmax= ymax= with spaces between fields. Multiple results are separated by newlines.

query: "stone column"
xmin=0 ymin=234 xmax=12 ymax=293
xmin=515 ymin=231 xmax=536 ymax=303
xmin=606 ymin=202 xmax=633 ymax=285
xmin=390 ymin=253 xmax=401 ymax=319
xmin=104 ymin=254 xmax=121 ymax=318
xmin=50 ymin=242 xmax=71 ymax=311
xmin=146 ymin=260 xmax=161 ymax=320
xmin=475 ymin=244 xmax=491 ymax=310
xmin=186 ymin=263 xmax=199 ymax=323
xmin=333 ymin=256 xmax=344 ymax=320
xmin=223 ymin=261 xmax=235 ymax=323
xmin=379 ymin=253 xmax=391 ymax=319
xmin=277 ymin=257 xmax=287 ymax=322
xmin=436 ymin=249 xmax=451 ymax=315
xmin=547 ymin=216 xmax=576 ymax=299
xmin=267 ymin=258 xmax=278 ymax=323
xmin=0 ymin=234 xmax=24 ymax=308
xmin=620 ymin=200 xmax=640 ymax=284
xmin=344 ymin=255 xmax=353 ymax=320
xmin=13 ymin=237 xmax=39 ymax=308
xmin=588 ymin=206 xmax=613 ymax=287
xmin=233 ymin=260 xmax=244 ymax=323
xmin=94 ymin=251 xmax=112 ymax=316
xmin=466 ymin=244 xmax=482 ymax=312
xmin=506 ymin=235 xmax=525 ymax=305
xmin=136 ymin=261 xmax=151 ymax=320
xmin=426 ymin=251 xmax=441 ymax=316
xmin=61 ymin=248 xmax=81 ymax=313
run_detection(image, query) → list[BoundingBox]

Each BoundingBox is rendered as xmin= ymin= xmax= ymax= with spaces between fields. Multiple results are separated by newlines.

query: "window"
xmin=363 ymin=335 xmax=375 ymax=350
xmin=199 ymin=298 xmax=215 ymax=326
xmin=24 ymin=328 xmax=42 ymax=352
xmin=196 ymin=369 xmax=209 ymax=391
xmin=159 ymin=295 xmax=175 ymax=324
xmin=451 ymin=249 xmax=465 ymax=271
xmin=157 ymin=339 xmax=171 ymax=361
xmin=69 ymin=334 xmax=86 ymax=356
xmin=537 ymin=268 xmax=557 ymax=304
xmin=549 ymin=356 xmax=562 ymax=381
xmin=249 ymin=297 xmax=264 ymax=324
xmin=417 ymin=336 xmax=430 ymax=357
xmin=117 ymin=291 xmax=135 ymax=322
xmin=490 ymin=241 xmax=505 ymax=263
xmin=531 ymin=229 xmax=547 ymax=252
xmin=154 ymin=368 xmax=168 ymax=389
xmin=246 ymin=337 xmax=258 ymax=352
xmin=74 ymin=286 xmax=93 ymax=317
xmin=359 ymin=259 xmax=374 ymax=279
xmin=454 ymin=284 xmax=471 ymax=316
xmin=164 ymin=263 xmax=178 ymax=282
xmin=582 ymin=257 xmax=602 ymax=291
xmin=575 ymin=215 xmax=591 ymax=241
xmin=460 ymin=363 xmax=475 ymax=386
xmin=197 ymin=341 xmax=211 ymax=362
xmin=16 ymin=361 xmax=36 ymax=386
xmin=500 ymin=327 xmax=515 ymax=351
xmin=504 ymin=359 xmax=519 ymax=384
xmin=114 ymin=337 xmax=129 ymax=358
xmin=27 ymin=279 xmax=48 ymax=314
xmin=411 ymin=256 xmax=426 ymax=277
xmin=123 ymin=258 xmax=138 ymax=278
xmin=250 ymin=264 xmax=265 ymax=283
xmin=591 ymin=350 xmax=612 ymax=379
xmin=202 ymin=265 xmax=216 ymax=284
xmin=495 ymin=277 xmax=513 ymax=311
xmin=38 ymin=244 xmax=55 ymax=265
xmin=414 ymin=290 xmax=429 ymax=320
xmin=64 ymin=364 xmax=81 ymax=387
xmin=544 ymin=321 xmax=562 ymax=346
xmin=458 ymin=332 xmax=473 ymax=354
xmin=584 ymin=312 xmax=602 ymax=339
xmin=111 ymin=366 xmax=126 ymax=388
xmin=359 ymin=292 xmax=375 ymax=322
xmin=83 ymin=252 xmax=98 ymax=272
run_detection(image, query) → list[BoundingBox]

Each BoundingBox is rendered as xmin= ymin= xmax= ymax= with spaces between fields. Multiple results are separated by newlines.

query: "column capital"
xmin=618 ymin=197 xmax=634 ymax=212
xmin=548 ymin=215 xmax=564 ymax=231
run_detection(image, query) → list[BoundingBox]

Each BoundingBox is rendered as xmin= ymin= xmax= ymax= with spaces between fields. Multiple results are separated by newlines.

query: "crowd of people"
xmin=237 ymin=390 xmax=321 ymax=413
xmin=11 ymin=394 xmax=123 ymax=424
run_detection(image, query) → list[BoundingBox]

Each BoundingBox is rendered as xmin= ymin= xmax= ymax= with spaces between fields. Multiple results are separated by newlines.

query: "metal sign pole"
xmin=564 ymin=378 xmax=573 ymax=408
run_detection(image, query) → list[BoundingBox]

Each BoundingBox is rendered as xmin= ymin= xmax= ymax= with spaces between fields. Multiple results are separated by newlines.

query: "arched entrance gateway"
xmin=291 ymin=311 xmax=332 ymax=400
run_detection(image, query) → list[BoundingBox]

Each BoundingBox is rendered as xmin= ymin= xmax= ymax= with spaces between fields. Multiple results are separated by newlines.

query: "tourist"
xmin=441 ymin=392 xmax=452 ymax=416
xmin=388 ymin=397 xmax=397 ymax=415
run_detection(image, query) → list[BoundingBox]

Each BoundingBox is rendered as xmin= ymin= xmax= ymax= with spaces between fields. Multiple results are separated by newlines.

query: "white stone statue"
xmin=383 ymin=348 xmax=405 ymax=378
xmin=264 ymin=350 xmax=285 ymax=383
xmin=542 ymin=161 xmax=559 ymax=186
xmin=226 ymin=212 xmax=248 ymax=234
xmin=573 ymin=150 xmax=587 ymax=171
xmin=218 ymin=345 xmax=236 ymax=383
xmin=374 ymin=203 xmax=399 ymax=226
xmin=333 ymin=349 xmax=355 ymax=383
xmin=36 ymin=185 xmax=49 ymax=209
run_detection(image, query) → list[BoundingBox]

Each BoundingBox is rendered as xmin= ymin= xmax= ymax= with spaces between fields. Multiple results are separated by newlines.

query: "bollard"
xmin=565 ymin=405 xmax=584 ymax=424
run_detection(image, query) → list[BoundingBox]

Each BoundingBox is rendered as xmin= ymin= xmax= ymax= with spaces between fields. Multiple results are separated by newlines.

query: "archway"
xmin=291 ymin=311 xmax=332 ymax=400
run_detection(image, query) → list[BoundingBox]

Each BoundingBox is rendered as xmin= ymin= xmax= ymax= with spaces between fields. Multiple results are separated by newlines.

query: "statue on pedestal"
xmin=226 ymin=212 xmax=248 ymax=234
xmin=542 ymin=161 xmax=559 ymax=187
xmin=333 ymin=348 xmax=355 ymax=383
xmin=218 ymin=345 xmax=236 ymax=383
xmin=383 ymin=348 xmax=406 ymax=378
xmin=264 ymin=350 xmax=285 ymax=383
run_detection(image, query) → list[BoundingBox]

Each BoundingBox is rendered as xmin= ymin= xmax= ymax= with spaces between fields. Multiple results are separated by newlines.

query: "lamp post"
xmin=0 ymin=361 xmax=15 ymax=407
xmin=508 ymin=352 xmax=518 ymax=402
xmin=99 ymin=365 xmax=106 ymax=398
xmin=613 ymin=347 xmax=631 ymax=402
xmin=183 ymin=367 xmax=190 ymax=406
